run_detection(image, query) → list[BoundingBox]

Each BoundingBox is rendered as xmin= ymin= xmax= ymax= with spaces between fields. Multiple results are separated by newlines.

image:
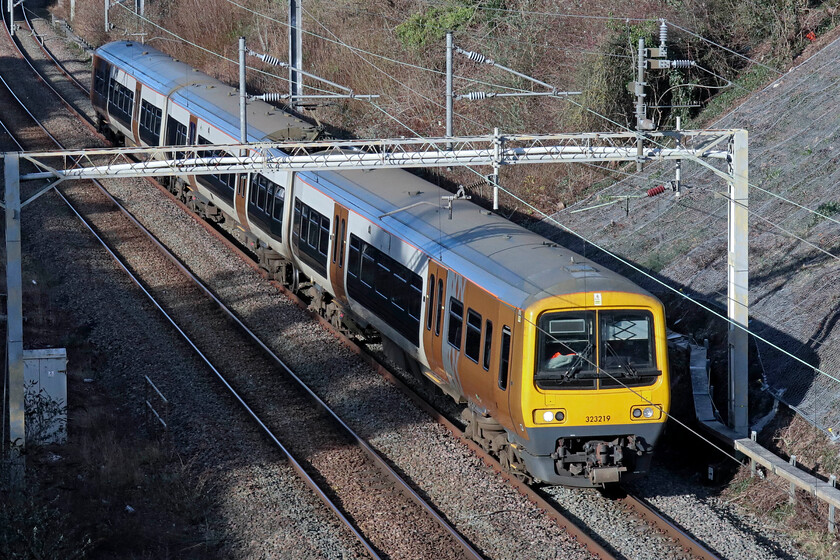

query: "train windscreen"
xmin=535 ymin=309 xmax=660 ymax=390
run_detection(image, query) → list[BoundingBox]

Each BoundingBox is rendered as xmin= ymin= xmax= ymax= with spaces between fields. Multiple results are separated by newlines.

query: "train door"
xmin=422 ymin=261 xmax=449 ymax=385
xmin=235 ymin=172 xmax=249 ymax=228
xmin=329 ymin=203 xmax=349 ymax=302
xmin=187 ymin=117 xmax=198 ymax=191
xmin=492 ymin=306 xmax=518 ymax=433
xmin=130 ymin=81 xmax=142 ymax=145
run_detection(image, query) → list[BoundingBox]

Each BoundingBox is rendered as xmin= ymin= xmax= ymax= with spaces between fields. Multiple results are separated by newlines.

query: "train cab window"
xmin=465 ymin=309 xmax=482 ymax=362
xmin=535 ymin=311 xmax=596 ymax=390
xmin=599 ymin=311 xmax=658 ymax=388
xmin=435 ymin=279 xmax=444 ymax=336
xmin=447 ymin=298 xmax=464 ymax=350
xmin=482 ymin=320 xmax=493 ymax=371
xmin=426 ymin=275 xmax=435 ymax=331
xmin=498 ymin=326 xmax=512 ymax=390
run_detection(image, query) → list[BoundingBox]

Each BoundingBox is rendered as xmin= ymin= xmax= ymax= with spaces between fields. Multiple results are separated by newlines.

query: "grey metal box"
xmin=23 ymin=348 xmax=67 ymax=445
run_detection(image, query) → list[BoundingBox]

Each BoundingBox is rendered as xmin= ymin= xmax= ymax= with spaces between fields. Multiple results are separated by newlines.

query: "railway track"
xmin=3 ymin=8 xmax=729 ymax=560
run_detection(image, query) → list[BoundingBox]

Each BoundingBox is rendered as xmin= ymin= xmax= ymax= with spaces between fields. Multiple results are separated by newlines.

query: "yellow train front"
xmin=455 ymin=276 xmax=670 ymax=487
xmin=510 ymin=290 xmax=670 ymax=486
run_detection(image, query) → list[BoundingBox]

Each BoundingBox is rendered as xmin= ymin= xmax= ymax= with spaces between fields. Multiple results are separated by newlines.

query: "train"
xmin=91 ymin=41 xmax=671 ymax=487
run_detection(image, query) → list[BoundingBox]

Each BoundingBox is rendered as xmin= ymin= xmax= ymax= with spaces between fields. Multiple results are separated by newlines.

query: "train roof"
xmin=306 ymin=167 xmax=650 ymax=310
xmin=96 ymin=43 xmax=652 ymax=311
xmin=95 ymin=41 xmax=320 ymax=143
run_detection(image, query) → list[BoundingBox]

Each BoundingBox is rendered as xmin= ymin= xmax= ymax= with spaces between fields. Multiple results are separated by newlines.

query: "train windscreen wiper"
xmin=603 ymin=341 xmax=639 ymax=379
xmin=536 ymin=342 xmax=593 ymax=381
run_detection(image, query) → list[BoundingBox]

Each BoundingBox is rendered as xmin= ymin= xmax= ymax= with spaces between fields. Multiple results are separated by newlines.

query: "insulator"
xmin=460 ymin=91 xmax=488 ymax=101
xmin=255 ymin=93 xmax=288 ymax=103
xmin=260 ymin=53 xmax=283 ymax=66
xmin=659 ymin=20 xmax=668 ymax=49
xmin=647 ymin=185 xmax=666 ymax=197
xmin=671 ymin=60 xmax=694 ymax=69
xmin=457 ymin=47 xmax=493 ymax=65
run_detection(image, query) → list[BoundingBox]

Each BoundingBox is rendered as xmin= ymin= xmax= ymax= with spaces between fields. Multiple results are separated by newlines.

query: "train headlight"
xmin=534 ymin=409 xmax=566 ymax=424
xmin=631 ymin=405 xmax=662 ymax=421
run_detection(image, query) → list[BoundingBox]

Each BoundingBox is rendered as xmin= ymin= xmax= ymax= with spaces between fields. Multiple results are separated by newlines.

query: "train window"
xmin=94 ymin=64 xmax=109 ymax=96
xmin=498 ymin=326 xmax=511 ymax=390
xmin=482 ymin=320 xmax=493 ymax=371
xmin=258 ymin=181 xmax=267 ymax=210
xmin=292 ymin=199 xmax=329 ymax=276
xmin=348 ymin=235 xmax=360 ymax=276
xmin=139 ymin=100 xmax=162 ymax=145
xmin=339 ymin=219 xmax=346 ymax=268
xmin=375 ymin=262 xmax=391 ymax=300
xmin=272 ymin=186 xmax=285 ymax=223
xmin=447 ymin=298 xmax=464 ymax=350
xmin=435 ymin=279 xmax=444 ymax=336
xmin=166 ymin=118 xmax=187 ymax=159
xmin=345 ymin=234 xmax=422 ymax=346
xmin=408 ymin=276 xmax=422 ymax=321
xmin=426 ymin=275 xmax=436 ymax=331
xmin=107 ymin=80 xmax=134 ymax=125
xmin=389 ymin=267 xmax=408 ymax=310
xmin=360 ymin=247 xmax=376 ymax=288
xmin=465 ymin=309 xmax=482 ymax=363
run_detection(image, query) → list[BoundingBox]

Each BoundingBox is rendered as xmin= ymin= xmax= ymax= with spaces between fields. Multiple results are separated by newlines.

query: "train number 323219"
xmin=585 ymin=415 xmax=611 ymax=423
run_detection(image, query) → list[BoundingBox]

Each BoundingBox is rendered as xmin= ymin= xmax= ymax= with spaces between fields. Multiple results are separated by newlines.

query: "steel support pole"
xmin=289 ymin=0 xmax=302 ymax=104
xmin=728 ymin=129 xmax=749 ymax=436
xmin=446 ymin=31 xmax=453 ymax=148
xmin=239 ymin=37 xmax=247 ymax=145
xmin=5 ymin=153 xmax=25 ymax=487
xmin=104 ymin=0 xmax=108 ymax=33
xmin=9 ymin=0 xmax=14 ymax=37
xmin=635 ymin=38 xmax=645 ymax=172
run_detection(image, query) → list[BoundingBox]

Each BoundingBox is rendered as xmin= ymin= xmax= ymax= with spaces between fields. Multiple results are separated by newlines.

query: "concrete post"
xmin=5 ymin=153 xmax=25 ymax=487
xmin=728 ymin=129 xmax=749 ymax=436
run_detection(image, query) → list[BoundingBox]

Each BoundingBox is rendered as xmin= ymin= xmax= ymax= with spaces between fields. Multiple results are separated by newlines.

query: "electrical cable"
xmin=665 ymin=21 xmax=784 ymax=76
xmin=112 ymin=4 xmax=343 ymax=96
